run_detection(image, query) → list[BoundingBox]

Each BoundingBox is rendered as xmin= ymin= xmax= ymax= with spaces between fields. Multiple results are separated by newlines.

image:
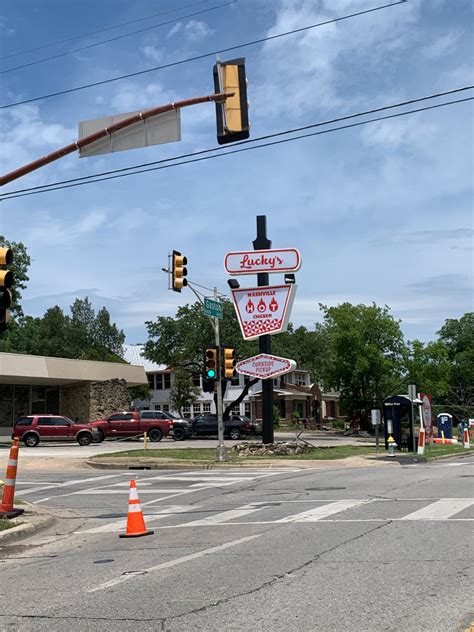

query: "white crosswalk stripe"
xmin=275 ymin=499 xmax=373 ymax=522
xmin=400 ymin=499 xmax=474 ymax=520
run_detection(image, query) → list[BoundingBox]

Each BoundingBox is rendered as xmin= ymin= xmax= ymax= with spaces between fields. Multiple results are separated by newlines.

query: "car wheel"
xmin=93 ymin=430 xmax=104 ymax=443
xmin=24 ymin=433 xmax=39 ymax=447
xmin=77 ymin=433 xmax=92 ymax=446
xmin=173 ymin=427 xmax=186 ymax=441
xmin=229 ymin=428 xmax=241 ymax=440
xmin=148 ymin=428 xmax=163 ymax=442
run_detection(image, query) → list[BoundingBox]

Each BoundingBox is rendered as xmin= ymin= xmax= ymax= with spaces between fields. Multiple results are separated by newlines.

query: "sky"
xmin=0 ymin=0 xmax=473 ymax=346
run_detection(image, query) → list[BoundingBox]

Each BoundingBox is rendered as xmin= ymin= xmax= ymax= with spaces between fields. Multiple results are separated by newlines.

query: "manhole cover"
xmin=305 ymin=487 xmax=346 ymax=491
xmin=95 ymin=513 xmax=124 ymax=519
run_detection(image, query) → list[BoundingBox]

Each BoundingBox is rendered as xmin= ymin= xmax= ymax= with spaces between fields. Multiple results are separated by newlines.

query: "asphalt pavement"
xmin=0 ymin=455 xmax=473 ymax=631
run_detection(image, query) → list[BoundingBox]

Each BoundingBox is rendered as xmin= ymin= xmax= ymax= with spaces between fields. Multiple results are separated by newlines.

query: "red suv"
xmin=13 ymin=415 xmax=101 ymax=447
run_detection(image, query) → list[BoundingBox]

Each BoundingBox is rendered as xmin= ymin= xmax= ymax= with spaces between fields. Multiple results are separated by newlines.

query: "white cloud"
xmin=140 ymin=45 xmax=164 ymax=64
xmin=167 ymin=19 xmax=213 ymax=41
xmin=23 ymin=209 xmax=108 ymax=247
xmin=361 ymin=117 xmax=437 ymax=148
xmin=422 ymin=29 xmax=462 ymax=58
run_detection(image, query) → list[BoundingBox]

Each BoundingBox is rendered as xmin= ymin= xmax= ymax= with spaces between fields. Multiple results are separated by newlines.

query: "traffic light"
xmin=213 ymin=58 xmax=249 ymax=145
xmin=204 ymin=347 xmax=219 ymax=381
xmin=0 ymin=247 xmax=13 ymax=333
xmin=172 ymin=250 xmax=187 ymax=292
xmin=222 ymin=347 xmax=236 ymax=380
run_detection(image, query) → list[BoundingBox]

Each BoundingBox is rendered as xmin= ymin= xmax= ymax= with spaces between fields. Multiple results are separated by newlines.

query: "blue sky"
xmin=0 ymin=0 xmax=473 ymax=345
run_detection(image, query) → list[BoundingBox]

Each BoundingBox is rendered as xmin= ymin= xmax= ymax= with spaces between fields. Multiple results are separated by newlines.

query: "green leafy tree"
xmin=438 ymin=312 xmax=474 ymax=416
xmin=145 ymin=299 xmax=259 ymax=418
xmin=169 ymin=368 xmax=201 ymax=415
xmin=404 ymin=339 xmax=450 ymax=401
xmin=0 ymin=235 xmax=31 ymax=318
xmin=317 ymin=302 xmax=406 ymax=428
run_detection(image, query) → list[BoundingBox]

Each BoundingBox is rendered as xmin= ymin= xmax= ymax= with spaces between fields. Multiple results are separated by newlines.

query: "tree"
xmin=0 ymin=235 xmax=31 ymax=318
xmin=317 ymin=303 xmax=406 ymax=428
xmin=169 ymin=368 xmax=201 ymax=415
xmin=404 ymin=339 xmax=450 ymax=401
xmin=438 ymin=313 xmax=474 ymax=416
xmin=145 ymin=299 xmax=259 ymax=418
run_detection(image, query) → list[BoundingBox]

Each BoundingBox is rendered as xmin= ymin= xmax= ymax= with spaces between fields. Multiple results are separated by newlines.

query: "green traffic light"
xmin=206 ymin=369 xmax=216 ymax=378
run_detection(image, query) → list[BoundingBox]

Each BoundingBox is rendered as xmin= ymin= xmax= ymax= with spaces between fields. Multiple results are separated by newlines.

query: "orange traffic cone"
xmin=0 ymin=438 xmax=24 ymax=519
xmin=119 ymin=479 xmax=154 ymax=538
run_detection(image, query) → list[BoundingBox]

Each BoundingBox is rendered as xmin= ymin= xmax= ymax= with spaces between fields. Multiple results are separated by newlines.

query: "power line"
xmin=2 ymin=86 xmax=471 ymax=194
xmin=0 ymin=1 xmax=214 ymax=60
xmin=0 ymin=2 xmax=235 ymax=75
xmin=0 ymin=0 xmax=406 ymax=109
xmin=1 ymin=93 xmax=471 ymax=200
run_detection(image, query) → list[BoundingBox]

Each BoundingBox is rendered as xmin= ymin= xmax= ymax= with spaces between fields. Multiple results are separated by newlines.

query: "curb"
xmin=0 ymin=501 xmax=56 ymax=545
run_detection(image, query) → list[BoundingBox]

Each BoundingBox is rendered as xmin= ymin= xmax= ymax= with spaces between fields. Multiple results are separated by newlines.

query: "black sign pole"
xmin=253 ymin=215 xmax=274 ymax=444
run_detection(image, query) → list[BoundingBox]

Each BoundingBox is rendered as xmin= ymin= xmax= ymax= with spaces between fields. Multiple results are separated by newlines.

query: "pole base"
xmin=0 ymin=507 xmax=25 ymax=519
xmin=215 ymin=445 xmax=228 ymax=462
xmin=119 ymin=529 xmax=154 ymax=538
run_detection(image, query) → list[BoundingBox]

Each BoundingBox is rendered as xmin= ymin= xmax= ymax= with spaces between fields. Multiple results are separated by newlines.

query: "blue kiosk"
xmin=383 ymin=395 xmax=422 ymax=452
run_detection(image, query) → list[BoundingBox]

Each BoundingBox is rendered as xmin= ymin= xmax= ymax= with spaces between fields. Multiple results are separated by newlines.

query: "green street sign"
xmin=204 ymin=297 xmax=223 ymax=319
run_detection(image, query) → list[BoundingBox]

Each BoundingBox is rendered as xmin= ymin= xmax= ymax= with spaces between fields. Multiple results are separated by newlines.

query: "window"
xmin=109 ymin=413 xmax=133 ymax=421
xmin=192 ymin=403 xmax=201 ymax=416
xmin=192 ymin=374 xmax=201 ymax=387
xmin=230 ymin=375 xmax=240 ymax=386
xmin=203 ymin=402 xmax=211 ymax=413
xmin=293 ymin=372 xmax=307 ymax=386
xmin=37 ymin=417 xmax=53 ymax=426
xmin=147 ymin=374 xmax=155 ymax=389
xmin=162 ymin=404 xmax=170 ymax=413
xmin=244 ymin=403 xmax=251 ymax=416
xmin=231 ymin=405 xmax=240 ymax=416
xmin=155 ymin=374 xmax=171 ymax=390
xmin=154 ymin=405 xmax=161 ymax=411
xmin=15 ymin=417 xmax=32 ymax=427
xmin=53 ymin=417 xmax=70 ymax=426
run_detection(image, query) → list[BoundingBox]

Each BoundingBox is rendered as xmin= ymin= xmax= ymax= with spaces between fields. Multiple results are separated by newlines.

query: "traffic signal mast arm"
xmin=0 ymin=92 xmax=233 ymax=187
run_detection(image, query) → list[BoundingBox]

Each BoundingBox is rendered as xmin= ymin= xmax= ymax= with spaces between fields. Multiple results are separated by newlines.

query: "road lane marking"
xmin=76 ymin=505 xmax=197 ymax=534
xmin=73 ymin=489 xmax=188 ymax=494
xmin=87 ymin=534 xmax=261 ymax=593
xmin=15 ymin=474 xmax=125 ymax=497
xmin=401 ymin=499 xmax=474 ymax=520
xmin=173 ymin=504 xmax=267 ymax=527
xmin=275 ymin=499 xmax=374 ymax=522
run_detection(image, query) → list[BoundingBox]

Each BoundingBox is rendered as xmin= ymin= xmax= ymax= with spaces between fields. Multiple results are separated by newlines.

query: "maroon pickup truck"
xmin=88 ymin=411 xmax=173 ymax=442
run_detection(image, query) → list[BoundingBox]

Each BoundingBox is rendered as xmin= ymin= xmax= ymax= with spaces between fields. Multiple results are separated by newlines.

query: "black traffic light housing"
xmin=172 ymin=250 xmax=187 ymax=293
xmin=204 ymin=347 xmax=219 ymax=381
xmin=222 ymin=347 xmax=236 ymax=380
xmin=0 ymin=247 xmax=13 ymax=333
xmin=213 ymin=58 xmax=249 ymax=145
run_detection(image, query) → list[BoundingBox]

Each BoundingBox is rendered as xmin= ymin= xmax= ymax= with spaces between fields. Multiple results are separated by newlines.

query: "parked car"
xmin=172 ymin=414 xmax=261 ymax=441
xmin=88 ymin=410 xmax=175 ymax=442
xmin=12 ymin=415 xmax=100 ymax=447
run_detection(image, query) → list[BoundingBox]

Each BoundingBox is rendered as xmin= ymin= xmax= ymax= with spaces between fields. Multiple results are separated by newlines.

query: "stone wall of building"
xmin=89 ymin=379 xmax=130 ymax=420
xmin=0 ymin=385 xmax=14 ymax=427
xmin=61 ymin=382 xmax=91 ymax=424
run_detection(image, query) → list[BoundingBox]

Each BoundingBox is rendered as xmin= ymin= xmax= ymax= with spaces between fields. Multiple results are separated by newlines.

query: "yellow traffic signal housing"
xmin=0 ymin=247 xmax=13 ymax=333
xmin=222 ymin=347 xmax=236 ymax=380
xmin=213 ymin=58 xmax=249 ymax=145
xmin=205 ymin=347 xmax=219 ymax=380
xmin=172 ymin=250 xmax=188 ymax=293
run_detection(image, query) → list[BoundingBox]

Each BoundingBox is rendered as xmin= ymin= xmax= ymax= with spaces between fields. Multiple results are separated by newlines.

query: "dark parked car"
xmin=172 ymin=414 xmax=261 ymax=441
xmin=12 ymin=415 xmax=100 ymax=447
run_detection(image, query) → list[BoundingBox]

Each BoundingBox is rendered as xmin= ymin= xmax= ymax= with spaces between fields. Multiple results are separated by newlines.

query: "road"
xmin=0 ymin=456 xmax=473 ymax=631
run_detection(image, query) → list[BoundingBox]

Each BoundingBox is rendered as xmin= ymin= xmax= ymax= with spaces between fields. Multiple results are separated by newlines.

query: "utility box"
xmin=437 ymin=413 xmax=453 ymax=439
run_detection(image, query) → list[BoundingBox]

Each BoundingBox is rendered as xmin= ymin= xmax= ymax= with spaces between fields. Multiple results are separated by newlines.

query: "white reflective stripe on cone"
xmin=7 ymin=460 xmax=18 ymax=467
xmin=128 ymin=504 xmax=142 ymax=513
xmin=5 ymin=479 xmax=16 ymax=486
xmin=129 ymin=488 xmax=139 ymax=500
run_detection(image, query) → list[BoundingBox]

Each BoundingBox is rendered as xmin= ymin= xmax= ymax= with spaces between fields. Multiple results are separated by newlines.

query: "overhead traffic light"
xmin=172 ymin=250 xmax=187 ymax=293
xmin=213 ymin=58 xmax=249 ymax=145
xmin=0 ymin=247 xmax=13 ymax=334
xmin=222 ymin=347 xmax=236 ymax=380
xmin=204 ymin=347 xmax=219 ymax=381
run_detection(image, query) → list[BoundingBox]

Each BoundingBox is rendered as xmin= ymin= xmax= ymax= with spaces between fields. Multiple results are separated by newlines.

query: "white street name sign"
xmin=230 ymin=284 xmax=296 ymax=340
xmin=236 ymin=354 xmax=296 ymax=379
xmin=224 ymin=248 xmax=301 ymax=275
xmin=79 ymin=109 xmax=181 ymax=158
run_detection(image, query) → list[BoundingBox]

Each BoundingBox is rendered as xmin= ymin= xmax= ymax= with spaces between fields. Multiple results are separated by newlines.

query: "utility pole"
xmin=253 ymin=215 xmax=274 ymax=444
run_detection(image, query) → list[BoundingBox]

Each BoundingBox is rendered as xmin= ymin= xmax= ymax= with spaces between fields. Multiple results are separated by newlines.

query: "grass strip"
xmin=0 ymin=519 xmax=19 ymax=531
xmin=92 ymin=445 xmax=378 ymax=461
